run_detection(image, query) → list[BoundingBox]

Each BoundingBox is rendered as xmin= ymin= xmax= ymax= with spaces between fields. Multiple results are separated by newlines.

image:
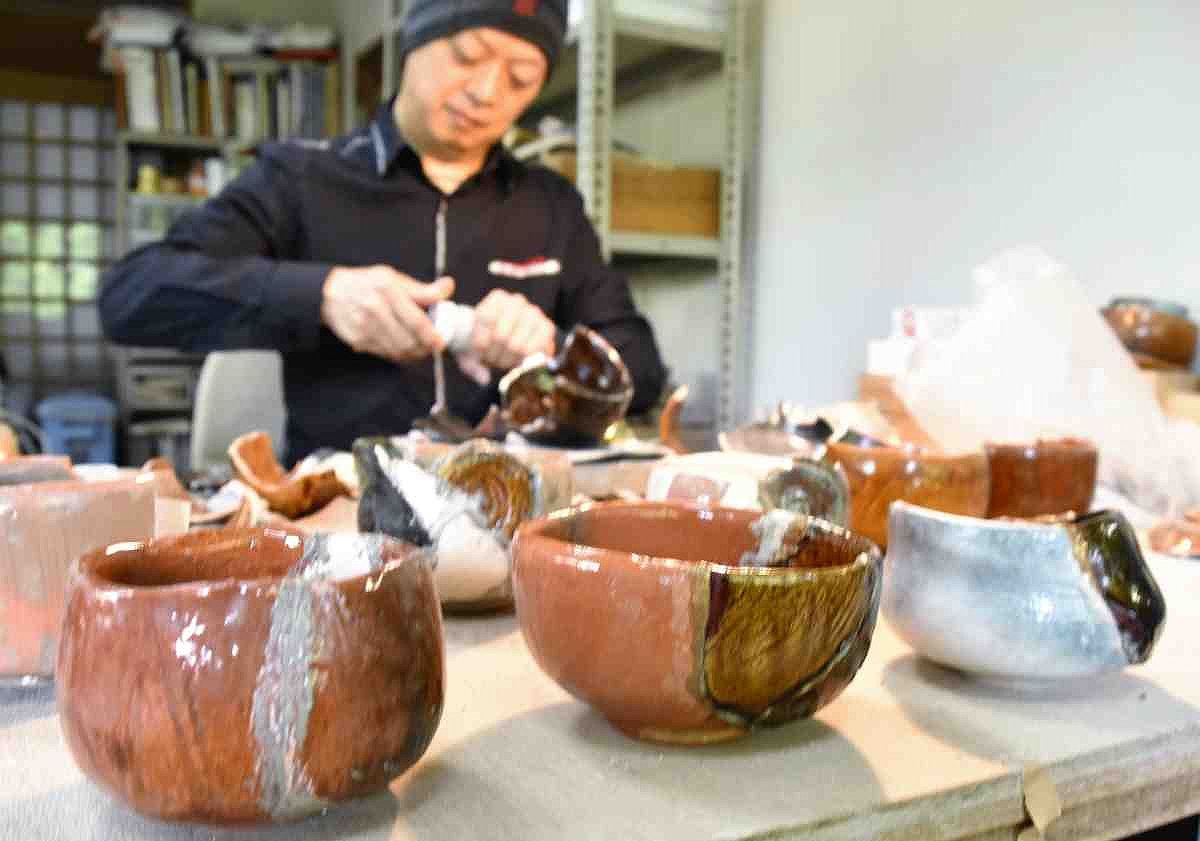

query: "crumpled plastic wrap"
xmin=895 ymin=247 xmax=1200 ymax=516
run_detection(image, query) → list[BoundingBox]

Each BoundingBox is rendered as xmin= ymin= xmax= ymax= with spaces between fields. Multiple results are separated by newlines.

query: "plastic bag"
xmin=895 ymin=246 xmax=1198 ymax=516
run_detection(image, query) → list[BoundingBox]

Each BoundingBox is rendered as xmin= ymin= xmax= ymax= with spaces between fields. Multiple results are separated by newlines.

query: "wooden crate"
xmin=540 ymin=150 xmax=720 ymax=239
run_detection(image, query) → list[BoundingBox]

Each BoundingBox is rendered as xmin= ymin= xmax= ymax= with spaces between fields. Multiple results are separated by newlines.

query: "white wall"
xmin=751 ymin=0 xmax=1200 ymax=415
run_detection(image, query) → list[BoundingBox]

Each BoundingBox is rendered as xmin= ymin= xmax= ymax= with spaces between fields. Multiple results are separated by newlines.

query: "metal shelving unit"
xmin=111 ymin=131 xmax=224 ymax=465
xmin=573 ymin=0 xmax=756 ymax=429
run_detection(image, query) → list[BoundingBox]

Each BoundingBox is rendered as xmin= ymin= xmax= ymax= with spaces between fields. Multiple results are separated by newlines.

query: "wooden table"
xmin=2 ymin=554 xmax=1198 ymax=841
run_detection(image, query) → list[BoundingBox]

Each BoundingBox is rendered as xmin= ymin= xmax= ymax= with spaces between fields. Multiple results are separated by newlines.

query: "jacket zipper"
xmin=432 ymin=198 xmax=448 ymax=411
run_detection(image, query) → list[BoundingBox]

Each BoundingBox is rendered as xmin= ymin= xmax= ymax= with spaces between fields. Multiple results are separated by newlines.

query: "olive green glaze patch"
xmin=1068 ymin=510 xmax=1166 ymax=664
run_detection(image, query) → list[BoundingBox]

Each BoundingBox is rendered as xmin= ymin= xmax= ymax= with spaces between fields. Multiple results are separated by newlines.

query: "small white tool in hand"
xmin=430 ymin=301 xmax=491 ymax=388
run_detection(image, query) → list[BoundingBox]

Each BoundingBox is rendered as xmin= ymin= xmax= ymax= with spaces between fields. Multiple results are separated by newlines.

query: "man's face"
xmin=402 ymin=27 xmax=548 ymax=157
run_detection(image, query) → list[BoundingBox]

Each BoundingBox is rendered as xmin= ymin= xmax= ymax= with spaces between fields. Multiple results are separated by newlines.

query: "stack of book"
xmin=94 ymin=7 xmax=341 ymax=143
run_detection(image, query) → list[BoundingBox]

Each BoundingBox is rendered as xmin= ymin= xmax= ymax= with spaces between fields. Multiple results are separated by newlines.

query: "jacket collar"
xmin=372 ymin=97 xmax=519 ymax=194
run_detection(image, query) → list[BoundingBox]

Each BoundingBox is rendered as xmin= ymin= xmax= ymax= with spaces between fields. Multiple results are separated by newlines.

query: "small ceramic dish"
xmin=1102 ymin=298 xmax=1198 ymax=369
xmin=645 ymin=452 xmax=849 ymax=525
xmin=512 ymin=502 xmax=882 ymax=744
xmin=500 ymin=325 xmax=634 ymax=445
xmin=984 ymin=437 xmax=1097 ymax=519
xmin=823 ymin=439 xmax=990 ymax=548
xmin=56 ymin=528 xmax=444 ymax=824
xmin=883 ymin=502 xmax=1165 ymax=684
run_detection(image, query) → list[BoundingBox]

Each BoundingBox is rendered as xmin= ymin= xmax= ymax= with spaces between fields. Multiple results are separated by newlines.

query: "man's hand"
xmin=321 ymin=265 xmax=454 ymax=363
xmin=471 ymin=289 xmax=556 ymax=371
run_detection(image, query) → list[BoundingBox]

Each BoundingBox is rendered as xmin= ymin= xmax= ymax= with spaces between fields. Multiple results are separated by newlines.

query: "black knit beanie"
xmin=401 ymin=0 xmax=569 ymax=77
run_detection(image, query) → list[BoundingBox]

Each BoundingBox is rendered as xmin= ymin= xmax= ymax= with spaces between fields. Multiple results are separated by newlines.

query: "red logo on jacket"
xmin=514 ymin=0 xmax=538 ymax=15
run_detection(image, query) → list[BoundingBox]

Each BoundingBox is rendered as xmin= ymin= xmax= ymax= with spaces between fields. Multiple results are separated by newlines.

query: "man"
xmin=100 ymin=0 xmax=667 ymax=465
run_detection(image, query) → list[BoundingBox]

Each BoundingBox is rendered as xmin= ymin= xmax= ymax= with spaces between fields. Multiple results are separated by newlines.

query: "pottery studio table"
xmin=2 ymin=552 xmax=1199 ymax=841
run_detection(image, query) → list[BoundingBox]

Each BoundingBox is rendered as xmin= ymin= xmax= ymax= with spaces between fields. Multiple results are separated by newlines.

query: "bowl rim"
xmin=890 ymin=500 xmax=1113 ymax=532
xmin=515 ymin=500 xmax=881 ymax=583
xmin=982 ymin=436 xmax=1098 ymax=454
xmin=823 ymin=438 xmax=987 ymax=463
xmin=73 ymin=527 xmax=427 ymax=598
xmin=1105 ymin=297 xmax=1190 ymax=319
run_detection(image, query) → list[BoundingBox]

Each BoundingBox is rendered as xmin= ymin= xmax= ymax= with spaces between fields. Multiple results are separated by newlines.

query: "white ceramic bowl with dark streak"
xmin=883 ymin=502 xmax=1166 ymax=684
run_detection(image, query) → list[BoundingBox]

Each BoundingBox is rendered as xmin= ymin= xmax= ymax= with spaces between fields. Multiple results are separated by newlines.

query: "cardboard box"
xmin=540 ymin=150 xmax=720 ymax=239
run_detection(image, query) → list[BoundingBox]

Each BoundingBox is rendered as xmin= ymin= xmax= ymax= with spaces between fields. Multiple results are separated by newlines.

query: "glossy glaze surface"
xmin=824 ymin=441 xmax=989 ymax=548
xmin=985 ymin=438 xmax=1098 ymax=519
xmin=56 ymin=528 xmax=444 ymax=824
xmin=0 ymin=477 xmax=155 ymax=678
xmin=1103 ymin=301 xmax=1198 ymax=368
xmin=512 ymin=502 xmax=881 ymax=744
xmin=501 ymin=325 xmax=634 ymax=445
xmin=883 ymin=502 xmax=1165 ymax=682
xmin=356 ymin=438 xmax=563 ymax=611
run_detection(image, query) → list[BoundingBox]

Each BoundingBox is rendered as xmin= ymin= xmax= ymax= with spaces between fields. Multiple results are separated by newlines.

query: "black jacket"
xmin=100 ymin=101 xmax=667 ymax=464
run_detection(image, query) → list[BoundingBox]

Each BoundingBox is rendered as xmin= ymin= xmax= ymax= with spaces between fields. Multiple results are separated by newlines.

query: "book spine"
xmin=156 ymin=50 xmax=172 ymax=133
xmin=166 ymin=48 xmax=186 ymax=134
xmin=205 ymin=57 xmax=225 ymax=138
xmin=290 ymin=63 xmax=303 ymax=138
xmin=234 ymin=77 xmax=256 ymax=141
xmin=185 ymin=62 xmax=200 ymax=137
xmin=119 ymin=47 xmax=160 ymax=133
xmin=254 ymin=70 xmax=269 ymax=141
xmin=325 ymin=59 xmax=340 ymax=136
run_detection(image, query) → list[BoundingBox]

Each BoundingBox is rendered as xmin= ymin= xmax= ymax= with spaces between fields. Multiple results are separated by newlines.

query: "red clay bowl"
xmin=985 ymin=437 xmax=1098 ymax=519
xmin=512 ymin=502 xmax=882 ymax=745
xmin=56 ymin=528 xmax=444 ymax=825
xmin=823 ymin=440 xmax=990 ymax=549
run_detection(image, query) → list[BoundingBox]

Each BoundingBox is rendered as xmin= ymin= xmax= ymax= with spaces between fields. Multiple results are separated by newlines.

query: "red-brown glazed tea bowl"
xmin=823 ymin=438 xmax=990 ymax=549
xmin=984 ymin=437 xmax=1098 ymax=519
xmin=56 ymin=528 xmax=444 ymax=825
xmin=512 ymin=502 xmax=882 ymax=745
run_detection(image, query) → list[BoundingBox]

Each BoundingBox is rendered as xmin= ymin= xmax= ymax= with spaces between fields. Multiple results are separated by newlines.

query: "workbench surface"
xmin=3 ymin=554 xmax=1198 ymax=841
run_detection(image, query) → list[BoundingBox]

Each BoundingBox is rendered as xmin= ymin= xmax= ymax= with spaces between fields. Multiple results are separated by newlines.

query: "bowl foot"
xmin=607 ymin=718 xmax=747 ymax=745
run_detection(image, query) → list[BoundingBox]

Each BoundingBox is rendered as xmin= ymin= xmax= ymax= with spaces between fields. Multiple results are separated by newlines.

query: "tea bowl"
xmin=645 ymin=452 xmax=849 ymax=525
xmin=512 ymin=502 xmax=882 ymax=744
xmin=1102 ymin=297 xmax=1198 ymax=369
xmin=500 ymin=325 xmax=634 ymax=445
xmin=823 ymin=439 xmax=989 ymax=549
xmin=883 ymin=502 xmax=1165 ymax=684
xmin=984 ymin=437 xmax=1098 ymax=519
xmin=56 ymin=528 xmax=444 ymax=824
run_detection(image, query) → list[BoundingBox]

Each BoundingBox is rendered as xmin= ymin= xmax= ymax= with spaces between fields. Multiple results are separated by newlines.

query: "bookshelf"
xmin=102 ymin=20 xmax=343 ymax=466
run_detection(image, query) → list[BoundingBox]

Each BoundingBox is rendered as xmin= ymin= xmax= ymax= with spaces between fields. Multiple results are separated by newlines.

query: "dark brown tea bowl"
xmin=500 ymin=325 xmax=634 ymax=445
xmin=984 ymin=437 xmax=1098 ymax=519
xmin=512 ymin=502 xmax=882 ymax=745
xmin=55 ymin=528 xmax=444 ymax=825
